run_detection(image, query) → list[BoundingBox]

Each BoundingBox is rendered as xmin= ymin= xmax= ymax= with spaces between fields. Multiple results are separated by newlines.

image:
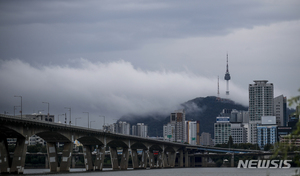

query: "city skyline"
xmin=0 ymin=1 xmax=299 ymax=126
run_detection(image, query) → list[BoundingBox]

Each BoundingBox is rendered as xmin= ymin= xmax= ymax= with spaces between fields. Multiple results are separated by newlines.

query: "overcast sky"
xmin=0 ymin=0 xmax=299 ymax=128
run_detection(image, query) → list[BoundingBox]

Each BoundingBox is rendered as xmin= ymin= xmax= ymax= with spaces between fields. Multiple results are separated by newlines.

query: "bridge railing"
xmin=0 ymin=114 xmax=184 ymax=145
xmin=0 ymin=113 xmax=263 ymax=153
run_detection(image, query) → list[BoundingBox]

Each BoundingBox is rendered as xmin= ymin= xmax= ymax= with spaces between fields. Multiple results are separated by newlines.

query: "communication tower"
xmin=224 ymin=54 xmax=231 ymax=95
xmin=217 ymin=76 xmax=220 ymax=99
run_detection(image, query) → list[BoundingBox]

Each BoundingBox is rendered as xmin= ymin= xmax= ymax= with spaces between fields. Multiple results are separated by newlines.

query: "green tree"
xmin=273 ymin=89 xmax=300 ymax=164
xmin=27 ymin=144 xmax=47 ymax=153
xmin=288 ymin=88 xmax=300 ymax=115
xmin=215 ymin=159 xmax=223 ymax=167
xmin=227 ymin=136 xmax=233 ymax=148
xmin=263 ymin=143 xmax=273 ymax=151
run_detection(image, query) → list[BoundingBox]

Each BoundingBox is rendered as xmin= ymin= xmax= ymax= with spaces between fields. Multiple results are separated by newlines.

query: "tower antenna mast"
xmin=224 ymin=53 xmax=231 ymax=95
xmin=217 ymin=76 xmax=220 ymax=99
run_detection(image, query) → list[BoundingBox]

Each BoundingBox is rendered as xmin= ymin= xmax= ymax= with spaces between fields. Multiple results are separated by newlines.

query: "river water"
xmin=20 ymin=168 xmax=300 ymax=176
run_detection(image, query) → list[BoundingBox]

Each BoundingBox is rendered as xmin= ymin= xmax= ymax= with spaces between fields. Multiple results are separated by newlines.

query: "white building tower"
xmin=248 ymin=80 xmax=274 ymax=144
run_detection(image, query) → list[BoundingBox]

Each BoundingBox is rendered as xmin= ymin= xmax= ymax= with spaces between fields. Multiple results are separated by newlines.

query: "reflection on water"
xmin=22 ymin=167 xmax=300 ymax=176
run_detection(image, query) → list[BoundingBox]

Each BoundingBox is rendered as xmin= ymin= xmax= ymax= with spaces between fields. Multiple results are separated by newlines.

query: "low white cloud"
xmin=0 ymin=59 xmax=248 ymax=124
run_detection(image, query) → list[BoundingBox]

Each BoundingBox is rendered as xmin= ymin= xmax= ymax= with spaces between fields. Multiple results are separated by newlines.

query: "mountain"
xmin=119 ymin=96 xmax=248 ymax=137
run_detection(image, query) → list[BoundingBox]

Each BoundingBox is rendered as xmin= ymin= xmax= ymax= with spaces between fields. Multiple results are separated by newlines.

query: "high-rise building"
xmin=200 ymin=132 xmax=213 ymax=146
xmin=186 ymin=121 xmax=200 ymax=145
xmin=214 ymin=117 xmax=231 ymax=145
xmin=163 ymin=123 xmax=175 ymax=141
xmin=248 ymin=80 xmax=274 ymax=144
xmin=231 ymin=123 xmax=247 ymax=144
xmin=214 ymin=114 xmax=249 ymax=145
xmin=288 ymin=116 xmax=299 ymax=131
xmin=219 ymin=109 xmax=249 ymax=123
xmin=112 ymin=121 xmax=130 ymax=135
xmin=230 ymin=109 xmax=239 ymax=122
xmin=29 ymin=134 xmax=46 ymax=146
xmin=219 ymin=109 xmax=231 ymax=118
xmin=277 ymin=126 xmax=292 ymax=142
xmin=103 ymin=124 xmax=113 ymax=132
xmin=274 ymin=95 xmax=287 ymax=126
xmin=170 ymin=110 xmax=186 ymax=143
xmin=241 ymin=111 xmax=249 ymax=123
xmin=163 ymin=109 xmax=186 ymax=143
xmin=257 ymin=116 xmax=277 ymax=149
xmin=136 ymin=123 xmax=148 ymax=138
xmin=132 ymin=125 xmax=137 ymax=136
xmin=249 ymin=80 xmax=274 ymax=121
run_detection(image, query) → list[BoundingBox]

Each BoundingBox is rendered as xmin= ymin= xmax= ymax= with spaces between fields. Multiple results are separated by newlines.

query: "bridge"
xmin=0 ymin=114 xmax=260 ymax=174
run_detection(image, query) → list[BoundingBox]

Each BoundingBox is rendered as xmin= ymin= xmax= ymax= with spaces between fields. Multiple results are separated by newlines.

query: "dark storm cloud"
xmin=0 ymin=0 xmax=299 ymax=124
xmin=0 ymin=59 xmax=248 ymax=125
xmin=1 ymin=0 xmax=299 ymax=64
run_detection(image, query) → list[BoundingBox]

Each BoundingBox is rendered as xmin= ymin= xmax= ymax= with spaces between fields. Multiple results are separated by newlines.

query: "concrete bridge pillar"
xmin=109 ymin=147 xmax=129 ymax=170
xmin=148 ymin=151 xmax=155 ymax=168
xmin=109 ymin=147 xmax=119 ymax=170
xmin=60 ymin=142 xmax=73 ymax=172
xmin=46 ymin=142 xmax=59 ymax=172
xmin=10 ymin=137 xmax=28 ymax=174
xmin=0 ymin=138 xmax=11 ymax=174
xmin=190 ymin=156 xmax=195 ymax=167
xmin=162 ymin=151 xmax=168 ymax=167
xmin=184 ymin=150 xmax=189 ymax=167
xmin=231 ymin=154 xmax=234 ymax=167
xmin=94 ymin=146 xmax=105 ymax=171
xmin=83 ymin=145 xmax=105 ymax=171
xmin=131 ymin=149 xmax=148 ymax=169
xmin=169 ymin=151 xmax=176 ymax=167
xmin=83 ymin=145 xmax=94 ymax=171
xmin=45 ymin=156 xmax=49 ymax=169
xmin=179 ymin=149 xmax=184 ymax=167
xmin=120 ymin=147 xmax=129 ymax=170
xmin=157 ymin=152 xmax=163 ymax=168
xmin=71 ymin=156 xmax=75 ymax=168
xmin=140 ymin=150 xmax=148 ymax=168
xmin=131 ymin=149 xmax=139 ymax=169
xmin=202 ymin=157 xmax=208 ymax=167
xmin=164 ymin=151 xmax=176 ymax=167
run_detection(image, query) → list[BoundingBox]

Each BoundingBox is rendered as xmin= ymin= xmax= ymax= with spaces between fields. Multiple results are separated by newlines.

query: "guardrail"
xmin=0 ymin=114 xmax=262 ymax=153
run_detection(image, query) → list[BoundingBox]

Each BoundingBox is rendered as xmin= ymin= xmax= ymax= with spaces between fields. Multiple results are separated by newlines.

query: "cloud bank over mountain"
xmin=1 ymin=0 xmax=299 ymax=126
xmin=0 ymin=59 xmax=249 ymax=124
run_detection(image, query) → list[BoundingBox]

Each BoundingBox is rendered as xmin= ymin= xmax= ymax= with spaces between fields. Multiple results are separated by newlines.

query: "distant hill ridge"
xmin=119 ymin=96 xmax=248 ymax=137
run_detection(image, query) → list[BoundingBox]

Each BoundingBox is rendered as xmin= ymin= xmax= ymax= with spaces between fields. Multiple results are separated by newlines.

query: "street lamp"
xmin=100 ymin=115 xmax=105 ymax=130
xmin=58 ymin=114 xmax=65 ymax=123
xmin=75 ymin=117 xmax=81 ymax=126
xmin=65 ymin=107 xmax=71 ymax=125
xmin=14 ymin=95 xmax=22 ymax=119
xmin=83 ymin=112 xmax=89 ymax=128
xmin=90 ymin=120 xmax=95 ymax=129
xmin=14 ymin=106 xmax=20 ymax=117
xmin=42 ymin=102 xmax=50 ymax=117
